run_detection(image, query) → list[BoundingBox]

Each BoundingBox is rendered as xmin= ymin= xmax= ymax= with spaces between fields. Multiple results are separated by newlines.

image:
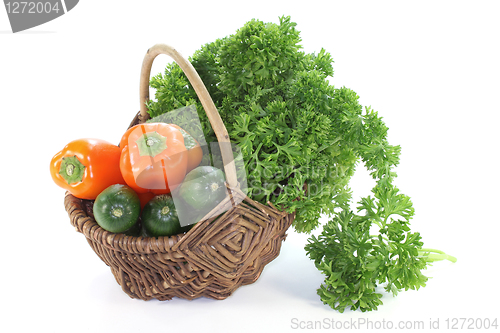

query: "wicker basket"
xmin=64 ymin=44 xmax=295 ymax=301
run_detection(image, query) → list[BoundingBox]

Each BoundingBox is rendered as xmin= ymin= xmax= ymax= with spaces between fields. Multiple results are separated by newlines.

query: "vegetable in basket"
xmin=142 ymin=194 xmax=181 ymax=237
xmin=93 ymin=184 xmax=141 ymax=233
xmin=145 ymin=16 xmax=456 ymax=311
xmin=179 ymin=166 xmax=226 ymax=211
xmin=171 ymin=124 xmax=203 ymax=173
xmin=50 ymin=138 xmax=126 ymax=200
xmin=119 ymin=122 xmax=189 ymax=194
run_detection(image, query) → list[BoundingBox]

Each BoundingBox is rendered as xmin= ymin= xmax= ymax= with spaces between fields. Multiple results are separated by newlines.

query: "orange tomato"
xmin=50 ymin=139 xmax=126 ymax=200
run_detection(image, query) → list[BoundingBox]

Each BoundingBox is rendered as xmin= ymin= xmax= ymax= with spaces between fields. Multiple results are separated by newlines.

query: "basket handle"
xmin=139 ymin=43 xmax=238 ymax=189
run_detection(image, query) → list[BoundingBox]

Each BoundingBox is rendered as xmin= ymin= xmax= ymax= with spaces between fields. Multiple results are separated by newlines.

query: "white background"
xmin=1 ymin=1 xmax=499 ymax=332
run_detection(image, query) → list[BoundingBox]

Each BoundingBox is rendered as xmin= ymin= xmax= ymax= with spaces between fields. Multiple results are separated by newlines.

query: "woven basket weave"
xmin=64 ymin=44 xmax=295 ymax=301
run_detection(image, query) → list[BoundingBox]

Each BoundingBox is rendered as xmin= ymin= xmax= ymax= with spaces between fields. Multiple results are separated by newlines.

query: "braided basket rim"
xmin=65 ymin=188 xmax=293 ymax=255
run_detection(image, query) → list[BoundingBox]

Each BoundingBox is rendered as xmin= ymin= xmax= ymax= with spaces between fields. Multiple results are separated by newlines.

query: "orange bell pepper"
xmin=170 ymin=124 xmax=203 ymax=173
xmin=50 ymin=139 xmax=126 ymax=200
xmin=119 ymin=123 xmax=189 ymax=194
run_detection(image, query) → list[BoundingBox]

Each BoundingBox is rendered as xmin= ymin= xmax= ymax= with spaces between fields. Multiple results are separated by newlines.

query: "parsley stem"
xmin=370 ymin=234 xmax=390 ymax=242
xmin=418 ymin=248 xmax=457 ymax=263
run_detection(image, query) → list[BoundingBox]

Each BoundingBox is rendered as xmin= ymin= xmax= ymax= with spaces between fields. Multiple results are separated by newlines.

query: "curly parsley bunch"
xmin=146 ymin=16 xmax=455 ymax=312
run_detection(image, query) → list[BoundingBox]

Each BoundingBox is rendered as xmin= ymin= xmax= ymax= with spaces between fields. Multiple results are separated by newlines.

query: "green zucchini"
xmin=93 ymin=184 xmax=141 ymax=233
xmin=142 ymin=194 xmax=181 ymax=237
